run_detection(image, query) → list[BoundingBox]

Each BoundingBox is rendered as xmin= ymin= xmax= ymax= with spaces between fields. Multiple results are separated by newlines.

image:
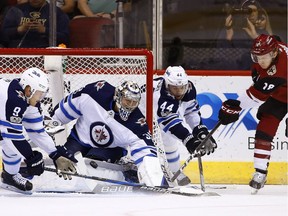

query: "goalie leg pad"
xmin=137 ymin=156 xmax=165 ymax=187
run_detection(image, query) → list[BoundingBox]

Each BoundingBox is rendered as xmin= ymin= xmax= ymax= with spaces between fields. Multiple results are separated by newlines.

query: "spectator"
xmin=0 ymin=0 xmax=9 ymax=47
xmin=224 ymin=0 xmax=273 ymax=41
xmin=166 ymin=37 xmax=185 ymax=68
xmin=46 ymin=0 xmax=76 ymax=19
xmin=217 ymin=0 xmax=273 ymax=69
xmin=76 ymin=0 xmax=117 ymax=19
xmin=0 ymin=0 xmax=8 ymax=28
xmin=1 ymin=0 xmax=70 ymax=48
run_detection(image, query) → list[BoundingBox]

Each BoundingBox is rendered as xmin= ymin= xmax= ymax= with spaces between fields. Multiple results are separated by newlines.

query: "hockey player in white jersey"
xmin=0 ymin=68 xmax=77 ymax=192
xmin=51 ymin=80 xmax=167 ymax=187
xmin=140 ymin=66 xmax=217 ymax=185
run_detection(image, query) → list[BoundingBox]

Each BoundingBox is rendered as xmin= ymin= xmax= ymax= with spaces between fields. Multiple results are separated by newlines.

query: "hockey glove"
xmin=49 ymin=146 xmax=78 ymax=180
xmin=218 ymin=99 xmax=242 ymax=125
xmin=183 ymin=134 xmax=201 ymax=154
xmin=24 ymin=150 xmax=44 ymax=176
xmin=192 ymin=125 xmax=217 ymax=156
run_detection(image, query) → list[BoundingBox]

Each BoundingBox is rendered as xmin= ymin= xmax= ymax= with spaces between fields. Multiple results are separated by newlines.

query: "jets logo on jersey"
xmin=16 ymin=90 xmax=26 ymax=101
xmin=95 ymin=81 xmax=106 ymax=91
xmin=267 ymin=65 xmax=277 ymax=76
xmin=90 ymin=122 xmax=114 ymax=147
xmin=136 ymin=117 xmax=146 ymax=126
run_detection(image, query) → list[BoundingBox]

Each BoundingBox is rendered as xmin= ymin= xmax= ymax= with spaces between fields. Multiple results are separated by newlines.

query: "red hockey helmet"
xmin=251 ymin=34 xmax=278 ymax=56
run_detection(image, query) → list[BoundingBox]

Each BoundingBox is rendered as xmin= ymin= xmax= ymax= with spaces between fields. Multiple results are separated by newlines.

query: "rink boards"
xmin=0 ymin=75 xmax=287 ymax=184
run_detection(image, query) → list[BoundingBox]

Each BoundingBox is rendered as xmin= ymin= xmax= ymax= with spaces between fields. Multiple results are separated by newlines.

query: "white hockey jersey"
xmin=0 ymin=78 xmax=57 ymax=159
xmin=52 ymin=80 xmax=157 ymax=166
xmin=141 ymin=77 xmax=202 ymax=142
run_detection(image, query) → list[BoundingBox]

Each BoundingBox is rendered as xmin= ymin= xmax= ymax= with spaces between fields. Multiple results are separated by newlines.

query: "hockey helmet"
xmin=164 ymin=66 xmax=188 ymax=99
xmin=114 ymin=80 xmax=141 ymax=121
xmin=19 ymin=67 xmax=49 ymax=99
xmin=251 ymin=34 xmax=278 ymax=63
xmin=251 ymin=34 xmax=278 ymax=56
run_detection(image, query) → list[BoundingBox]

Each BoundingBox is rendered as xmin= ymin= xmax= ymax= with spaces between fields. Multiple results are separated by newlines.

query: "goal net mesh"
xmin=0 ymin=48 xmax=154 ymax=135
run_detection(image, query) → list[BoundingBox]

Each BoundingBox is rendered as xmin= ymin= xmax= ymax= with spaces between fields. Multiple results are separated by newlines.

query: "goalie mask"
xmin=164 ymin=66 xmax=188 ymax=100
xmin=114 ymin=81 xmax=141 ymax=121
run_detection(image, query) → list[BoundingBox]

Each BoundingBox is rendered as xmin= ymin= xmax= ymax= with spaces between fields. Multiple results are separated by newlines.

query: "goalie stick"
xmin=171 ymin=121 xmax=222 ymax=182
xmin=43 ymin=167 xmax=219 ymax=196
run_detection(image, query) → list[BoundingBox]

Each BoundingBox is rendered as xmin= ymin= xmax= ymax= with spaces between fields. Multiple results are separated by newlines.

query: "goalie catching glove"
xmin=49 ymin=146 xmax=78 ymax=180
xmin=218 ymin=99 xmax=242 ymax=125
xmin=184 ymin=125 xmax=217 ymax=156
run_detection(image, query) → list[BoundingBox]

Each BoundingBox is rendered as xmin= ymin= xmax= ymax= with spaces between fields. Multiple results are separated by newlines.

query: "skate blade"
xmin=0 ymin=182 xmax=33 ymax=195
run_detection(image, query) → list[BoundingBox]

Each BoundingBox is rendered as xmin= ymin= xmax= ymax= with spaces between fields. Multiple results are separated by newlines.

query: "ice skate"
xmin=1 ymin=170 xmax=33 ymax=194
xmin=249 ymin=170 xmax=267 ymax=194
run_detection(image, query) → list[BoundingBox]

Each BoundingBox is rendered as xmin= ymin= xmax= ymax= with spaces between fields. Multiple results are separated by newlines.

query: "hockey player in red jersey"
xmin=218 ymin=34 xmax=287 ymax=194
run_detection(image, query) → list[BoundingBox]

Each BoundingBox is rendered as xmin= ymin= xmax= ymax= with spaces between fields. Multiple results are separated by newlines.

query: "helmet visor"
xmin=251 ymin=52 xmax=273 ymax=63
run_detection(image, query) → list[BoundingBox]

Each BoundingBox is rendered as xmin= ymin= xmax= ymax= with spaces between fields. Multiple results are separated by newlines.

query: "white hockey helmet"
xmin=19 ymin=67 xmax=49 ymax=98
xmin=164 ymin=66 xmax=188 ymax=87
xmin=114 ymin=80 xmax=141 ymax=121
xmin=164 ymin=66 xmax=188 ymax=99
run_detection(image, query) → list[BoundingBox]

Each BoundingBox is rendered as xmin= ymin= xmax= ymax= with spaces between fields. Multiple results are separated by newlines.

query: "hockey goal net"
xmin=0 ymin=48 xmax=154 ymax=141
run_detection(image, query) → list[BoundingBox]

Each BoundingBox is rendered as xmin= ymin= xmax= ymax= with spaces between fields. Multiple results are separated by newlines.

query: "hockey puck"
xmin=90 ymin=161 xmax=98 ymax=169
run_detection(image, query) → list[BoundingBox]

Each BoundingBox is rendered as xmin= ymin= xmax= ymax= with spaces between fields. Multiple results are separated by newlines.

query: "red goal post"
xmin=0 ymin=48 xmax=154 ymax=141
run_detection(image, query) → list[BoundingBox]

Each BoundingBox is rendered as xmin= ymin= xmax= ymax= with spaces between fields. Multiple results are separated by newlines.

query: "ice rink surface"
xmin=0 ymin=184 xmax=287 ymax=216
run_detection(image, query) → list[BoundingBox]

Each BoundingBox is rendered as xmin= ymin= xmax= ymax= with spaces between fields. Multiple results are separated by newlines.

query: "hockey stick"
xmin=197 ymin=155 xmax=205 ymax=192
xmin=171 ymin=121 xmax=222 ymax=182
xmin=43 ymin=167 xmax=217 ymax=196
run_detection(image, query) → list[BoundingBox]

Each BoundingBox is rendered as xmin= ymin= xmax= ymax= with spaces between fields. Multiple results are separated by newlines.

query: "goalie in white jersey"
xmin=51 ymin=80 xmax=167 ymax=187
xmin=140 ymin=66 xmax=217 ymax=185
xmin=0 ymin=68 xmax=77 ymax=193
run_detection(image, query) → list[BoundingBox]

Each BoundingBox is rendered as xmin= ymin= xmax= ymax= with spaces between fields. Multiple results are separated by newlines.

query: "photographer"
xmin=217 ymin=0 xmax=273 ymax=69
xmin=224 ymin=0 xmax=272 ymax=40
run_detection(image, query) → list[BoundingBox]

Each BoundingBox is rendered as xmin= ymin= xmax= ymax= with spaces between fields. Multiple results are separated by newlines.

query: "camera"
xmin=223 ymin=4 xmax=253 ymax=15
xmin=223 ymin=3 xmax=255 ymax=28
xmin=229 ymin=8 xmax=253 ymax=15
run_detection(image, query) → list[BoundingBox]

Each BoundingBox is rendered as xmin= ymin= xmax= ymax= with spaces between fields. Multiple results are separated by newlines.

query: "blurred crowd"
xmin=0 ymin=0 xmax=286 ymax=70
